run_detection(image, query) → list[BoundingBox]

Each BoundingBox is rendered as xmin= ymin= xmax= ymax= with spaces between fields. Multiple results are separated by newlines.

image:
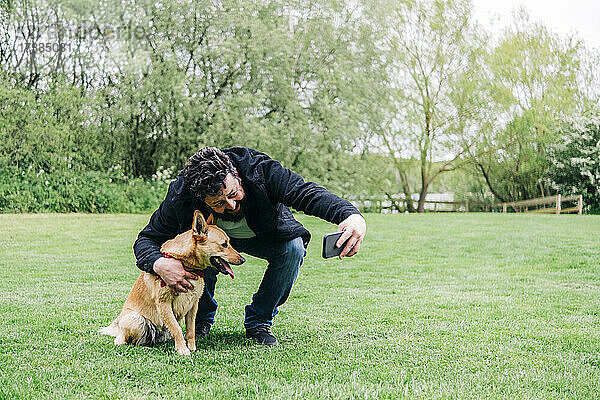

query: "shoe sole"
xmin=246 ymin=336 xmax=278 ymax=346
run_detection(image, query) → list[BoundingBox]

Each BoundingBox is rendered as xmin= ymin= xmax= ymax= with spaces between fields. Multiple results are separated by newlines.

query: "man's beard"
xmin=213 ymin=199 xmax=246 ymax=222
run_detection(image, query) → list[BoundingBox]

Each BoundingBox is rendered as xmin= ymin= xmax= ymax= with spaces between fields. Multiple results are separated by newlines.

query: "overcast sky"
xmin=471 ymin=0 xmax=600 ymax=49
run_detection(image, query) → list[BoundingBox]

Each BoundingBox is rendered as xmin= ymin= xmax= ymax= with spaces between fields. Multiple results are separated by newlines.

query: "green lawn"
xmin=0 ymin=213 xmax=599 ymax=399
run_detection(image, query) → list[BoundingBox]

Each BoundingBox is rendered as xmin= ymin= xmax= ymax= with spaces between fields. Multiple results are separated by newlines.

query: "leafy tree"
xmin=472 ymin=10 xmax=581 ymax=202
xmin=82 ymin=0 xmax=372 ymax=185
xmin=362 ymin=0 xmax=487 ymax=212
xmin=1 ymin=0 xmax=378 ymax=212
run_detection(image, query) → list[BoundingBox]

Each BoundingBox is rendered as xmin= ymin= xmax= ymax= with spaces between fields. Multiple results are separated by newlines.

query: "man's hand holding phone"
xmin=322 ymin=214 xmax=366 ymax=259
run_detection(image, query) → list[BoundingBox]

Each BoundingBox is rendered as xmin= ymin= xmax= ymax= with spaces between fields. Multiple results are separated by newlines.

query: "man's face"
xmin=204 ymin=173 xmax=245 ymax=216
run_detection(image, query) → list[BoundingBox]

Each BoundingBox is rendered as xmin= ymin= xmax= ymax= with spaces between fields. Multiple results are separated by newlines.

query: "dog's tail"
xmin=98 ymin=317 xmax=119 ymax=337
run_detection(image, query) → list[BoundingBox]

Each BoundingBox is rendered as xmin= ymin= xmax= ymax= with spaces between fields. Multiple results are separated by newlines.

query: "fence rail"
xmin=500 ymin=194 xmax=583 ymax=215
xmin=351 ymin=194 xmax=583 ymax=215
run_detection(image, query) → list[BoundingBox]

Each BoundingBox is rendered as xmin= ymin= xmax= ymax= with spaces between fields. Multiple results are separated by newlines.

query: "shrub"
xmin=547 ymin=114 xmax=600 ymax=213
xmin=0 ymin=166 xmax=169 ymax=213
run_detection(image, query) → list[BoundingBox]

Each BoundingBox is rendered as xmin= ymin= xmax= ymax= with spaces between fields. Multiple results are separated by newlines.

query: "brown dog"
xmin=99 ymin=210 xmax=245 ymax=355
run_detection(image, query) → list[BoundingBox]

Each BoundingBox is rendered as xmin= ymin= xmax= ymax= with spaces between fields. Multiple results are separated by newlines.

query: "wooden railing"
xmin=500 ymin=194 xmax=583 ymax=215
xmin=350 ymin=198 xmax=494 ymax=213
xmin=351 ymin=194 xmax=583 ymax=215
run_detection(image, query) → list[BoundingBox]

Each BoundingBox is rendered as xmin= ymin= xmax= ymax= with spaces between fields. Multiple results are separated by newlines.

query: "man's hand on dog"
xmin=153 ymin=257 xmax=198 ymax=295
xmin=336 ymin=214 xmax=366 ymax=259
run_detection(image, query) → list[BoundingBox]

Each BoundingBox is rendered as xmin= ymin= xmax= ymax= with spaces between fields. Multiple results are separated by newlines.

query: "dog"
xmin=99 ymin=210 xmax=245 ymax=355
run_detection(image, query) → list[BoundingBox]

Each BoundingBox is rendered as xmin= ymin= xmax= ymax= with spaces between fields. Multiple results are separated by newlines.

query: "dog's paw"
xmin=187 ymin=340 xmax=197 ymax=351
xmin=114 ymin=335 xmax=126 ymax=345
xmin=176 ymin=345 xmax=191 ymax=356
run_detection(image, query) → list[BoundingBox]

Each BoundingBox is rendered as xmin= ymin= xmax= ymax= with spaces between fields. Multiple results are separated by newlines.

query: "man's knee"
xmin=264 ymin=237 xmax=306 ymax=273
xmin=284 ymin=237 xmax=306 ymax=266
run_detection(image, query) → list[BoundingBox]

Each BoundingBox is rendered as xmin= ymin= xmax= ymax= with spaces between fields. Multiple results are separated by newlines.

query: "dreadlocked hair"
xmin=182 ymin=147 xmax=236 ymax=199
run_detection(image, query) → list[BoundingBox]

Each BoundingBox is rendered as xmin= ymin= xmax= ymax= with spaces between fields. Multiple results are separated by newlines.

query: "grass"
xmin=0 ymin=213 xmax=599 ymax=399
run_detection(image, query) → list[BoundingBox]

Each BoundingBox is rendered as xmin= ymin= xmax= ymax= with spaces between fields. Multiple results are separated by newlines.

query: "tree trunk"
xmin=400 ymin=171 xmax=416 ymax=212
xmin=477 ymin=163 xmax=508 ymax=203
xmin=417 ymin=154 xmax=429 ymax=212
xmin=417 ymin=181 xmax=429 ymax=213
xmin=385 ymin=192 xmax=403 ymax=213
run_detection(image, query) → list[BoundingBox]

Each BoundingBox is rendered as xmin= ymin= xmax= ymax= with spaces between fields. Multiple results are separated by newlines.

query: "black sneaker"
xmin=195 ymin=321 xmax=212 ymax=339
xmin=246 ymin=325 xmax=278 ymax=346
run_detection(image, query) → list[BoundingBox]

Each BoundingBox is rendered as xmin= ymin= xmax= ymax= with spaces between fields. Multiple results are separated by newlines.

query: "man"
xmin=134 ymin=147 xmax=366 ymax=346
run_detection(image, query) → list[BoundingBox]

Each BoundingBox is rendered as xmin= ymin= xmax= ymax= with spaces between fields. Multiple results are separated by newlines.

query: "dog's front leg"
xmin=156 ymin=302 xmax=190 ymax=356
xmin=185 ymin=301 xmax=199 ymax=351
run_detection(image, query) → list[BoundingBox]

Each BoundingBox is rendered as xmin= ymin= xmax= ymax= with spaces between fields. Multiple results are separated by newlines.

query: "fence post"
xmin=556 ymin=194 xmax=562 ymax=215
xmin=466 ymin=200 xmax=469 ymax=213
xmin=502 ymin=203 xmax=507 ymax=213
xmin=578 ymin=194 xmax=583 ymax=215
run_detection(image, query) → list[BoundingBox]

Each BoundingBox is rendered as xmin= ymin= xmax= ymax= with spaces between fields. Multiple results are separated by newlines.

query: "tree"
xmin=472 ymin=10 xmax=582 ymax=202
xmin=363 ymin=0 xmax=486 ymax=212
xmin=1 ymin=0 xmax=375 ymax=194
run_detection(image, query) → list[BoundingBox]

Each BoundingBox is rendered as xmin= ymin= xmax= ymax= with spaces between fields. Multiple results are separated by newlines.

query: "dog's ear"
xmin=192 ymin=210 xmax=208 ymax=242
xmin=206 ymin=213 xmax=214 ymax=225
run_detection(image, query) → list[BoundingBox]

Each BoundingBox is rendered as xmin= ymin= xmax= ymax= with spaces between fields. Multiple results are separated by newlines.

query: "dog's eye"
xmin=221 ymin=242 xmax=228 ymax=248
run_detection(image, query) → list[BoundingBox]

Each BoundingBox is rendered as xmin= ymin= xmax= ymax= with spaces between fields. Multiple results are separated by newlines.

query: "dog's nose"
xmin=239 ymin=256 xmax=246 ymax=264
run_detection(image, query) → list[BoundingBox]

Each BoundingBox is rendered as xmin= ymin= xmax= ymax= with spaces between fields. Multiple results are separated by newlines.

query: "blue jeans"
xmin=196 ymin=236 xmax=306 ymax=329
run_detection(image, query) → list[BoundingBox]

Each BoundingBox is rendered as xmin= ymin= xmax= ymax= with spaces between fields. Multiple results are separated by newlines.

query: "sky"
xmin=471 ymin=0 xmax=600 ymax=49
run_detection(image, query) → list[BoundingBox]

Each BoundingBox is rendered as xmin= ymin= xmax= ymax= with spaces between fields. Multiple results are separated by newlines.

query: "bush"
xmin=547 ymin=114 xmax=600 ymax=213
xmin=0 ymin=166 xmax=169 ymax=213
xmin=0 ymin=78 xmax=173 ymax=213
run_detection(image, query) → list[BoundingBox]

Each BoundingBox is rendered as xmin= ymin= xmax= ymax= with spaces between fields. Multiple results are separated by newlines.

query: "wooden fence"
xmin=500 ymin=194 xmax=583 ymax=215
xmin=351 ymin=194 xmax=583 ymax=215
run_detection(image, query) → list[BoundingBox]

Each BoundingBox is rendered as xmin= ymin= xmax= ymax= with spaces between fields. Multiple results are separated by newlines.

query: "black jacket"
xmin=134 ymin=147 xmax=360 ymax=273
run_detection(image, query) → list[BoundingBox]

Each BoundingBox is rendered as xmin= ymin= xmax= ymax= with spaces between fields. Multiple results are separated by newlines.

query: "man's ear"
xmin=192 ymin=210 xmax=208 ymax=242
xmin=206 ymin=213 xmax=214 ymax=225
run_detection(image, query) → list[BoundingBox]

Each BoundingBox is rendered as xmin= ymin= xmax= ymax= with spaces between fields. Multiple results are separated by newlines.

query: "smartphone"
xmin=322 ymin=231 xmax=347 ymax=259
